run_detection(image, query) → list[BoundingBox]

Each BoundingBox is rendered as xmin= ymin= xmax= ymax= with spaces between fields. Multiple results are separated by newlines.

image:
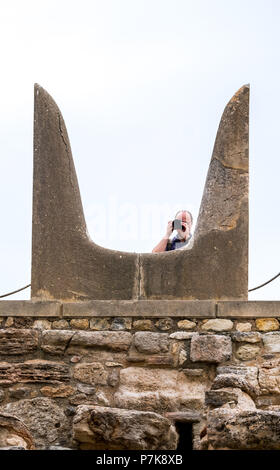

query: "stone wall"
xmin=0 ymin=300 xmax=279 ymax=450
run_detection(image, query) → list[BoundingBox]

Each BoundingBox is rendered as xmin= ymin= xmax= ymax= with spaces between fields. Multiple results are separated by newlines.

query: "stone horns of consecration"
xmin=31 ymin=84 xmax=249 ymax=302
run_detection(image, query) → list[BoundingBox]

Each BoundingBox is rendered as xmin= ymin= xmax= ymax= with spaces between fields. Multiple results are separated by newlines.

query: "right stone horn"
xmin=140 ymin=84 xmax=249 ymax=300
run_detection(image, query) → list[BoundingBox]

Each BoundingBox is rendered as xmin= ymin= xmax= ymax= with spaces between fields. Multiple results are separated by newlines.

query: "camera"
xmin=172 ymin=219 xmax=186 ymax=231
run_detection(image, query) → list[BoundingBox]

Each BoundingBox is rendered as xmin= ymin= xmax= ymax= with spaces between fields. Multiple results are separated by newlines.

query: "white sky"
xmin=0 ymin=0 xmax=279 ymax=300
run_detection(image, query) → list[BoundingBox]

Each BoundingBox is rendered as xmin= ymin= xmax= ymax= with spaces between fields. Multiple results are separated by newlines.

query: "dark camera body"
xmin=172 ymin=219 xmax=186 ymax=231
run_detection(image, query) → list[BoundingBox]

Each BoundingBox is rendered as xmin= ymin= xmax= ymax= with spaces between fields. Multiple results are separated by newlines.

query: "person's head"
xmin=174 ymin=210 xmax=193 ymax=240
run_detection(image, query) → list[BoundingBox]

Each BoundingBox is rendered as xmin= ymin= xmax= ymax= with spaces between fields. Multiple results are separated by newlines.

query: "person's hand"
xmin=165 ymin=220 xmax=173 ymax=239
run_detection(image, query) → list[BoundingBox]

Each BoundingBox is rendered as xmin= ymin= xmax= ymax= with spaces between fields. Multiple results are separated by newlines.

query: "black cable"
xmin=0 ymin=283 xmax=31 ymax=298
xmin=248 ymin=272 xmax=280 ymax=292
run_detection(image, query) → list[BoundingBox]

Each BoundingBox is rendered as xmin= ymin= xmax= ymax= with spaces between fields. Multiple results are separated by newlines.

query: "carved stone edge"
xmin=0 ymin=301 xmax=62 ymax=317
xmin=0 ymin=300 xmax=279 ymax=317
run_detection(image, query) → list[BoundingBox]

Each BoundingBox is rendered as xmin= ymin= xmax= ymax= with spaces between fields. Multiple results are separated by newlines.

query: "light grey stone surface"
xmin=259 ymin=365 xmax=280 ymax=395
xmin=214 ymin=365 xmax=260 ymax=397
xmin=211 ymin=374 xmax=258 ymax=398
xmin=33 ymin=320 xmax=52 ymax=330
xmin=256 ymin=318 xmax=280 ymax=331
xmin=68 ymin=331 xmax=132 ymax=352
xmin=263 ymin=332 xmax=280 ymax=353
xmin=235 ymin=344 xmax=260 ymax=361
xmin=63 ymin=300 xmax=216 ymax=317
xmin=236 ymin=322 xmax=252 ymax=332
xmin=231 ymin=332 xmax=262 ymax=343
xmin=177 ymin=320 xmax=196 ymax=330
xmin=114 ymin=367 xmax=210 ymax=412
xmin=201 ymin=319 xmax=233 ymax=332
xmin=134 ymin=332 xmax=169 ymax=354
xmin=190 ymin=335 xmax=232 ymax=363
xmin=169 ymin=332 xmax=195 ymax=340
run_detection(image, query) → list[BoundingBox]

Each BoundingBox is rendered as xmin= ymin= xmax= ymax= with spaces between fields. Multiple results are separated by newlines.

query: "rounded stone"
xmin=76 ymin=384 xmax=95 ymax=395
xmin=178 ymin=349 xmax=187 ymax=366
xmin=231 ymin=332 xmax=261 ymax=343
xmin=236 ymin=322 xmax=252 ymax=332
xmin=155 ymin=318 xmax=174 ymax=331
xmin=134 ymin=332 xmax=169 ymax=354
xmin=235 ymin=344 xmax=260 ymax=361
xmin=111 ymin=318 xmax=132 ymax=330
xmin=52 ymin=320 xmax=69 ymax=329
xmin=190 ymin=334 xmax=232 ymax=363
xmin=256 ymin=318 xmax=279 ymax=332
xmin=201 ymin=319 xmax=233 ymax=332
xmin=262 ymin=333 xmax=280 ymax=353
xmin=89 ymin=318 xmax=110 ymax=331
xmin=73 ymin=405 xmax=178 ymax=450
xmin=95 ymin=391 xmax=110 ymax=406
xmin=177 ymin=320 xmax=196 ymax=330
xmin=133 ymin=320 xmax=154 ymax=331
xmin=70 ymin=319 xmax=89 ymax=330
xmin=33 ymin=319 xmax=52 ymax=330
xmin=169 ymin=331 xmax=195 ymax=340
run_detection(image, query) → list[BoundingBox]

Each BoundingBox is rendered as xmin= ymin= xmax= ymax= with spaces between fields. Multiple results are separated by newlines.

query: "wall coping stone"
xmin=217 ymin=301 xmax=280 ymax=318
xmin=62 ymin=300 xmax=216 ymax=318
xmin=0 ymin=300 xmax=279 ymax=318
xmin=0 ymin=301 xmax=62 ymax=317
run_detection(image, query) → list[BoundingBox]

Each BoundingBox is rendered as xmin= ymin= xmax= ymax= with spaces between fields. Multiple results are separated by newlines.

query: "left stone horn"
xmin=32 ymin=84 xmax=139 ymax=300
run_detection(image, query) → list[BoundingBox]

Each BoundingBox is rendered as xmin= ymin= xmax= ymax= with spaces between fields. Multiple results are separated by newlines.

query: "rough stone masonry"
xmin=0 ymin=300 xmax=279 ymax=450
xmin=1 ymin=84 xmax=278 ymax=450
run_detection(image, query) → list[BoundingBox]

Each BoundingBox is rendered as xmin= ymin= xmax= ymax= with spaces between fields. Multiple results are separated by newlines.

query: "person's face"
xmin=175 ymin=211 xmax=192 ymax=239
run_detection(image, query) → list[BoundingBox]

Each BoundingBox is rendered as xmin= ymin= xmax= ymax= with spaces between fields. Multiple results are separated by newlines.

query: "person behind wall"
xmin=152 ymin=210 xmax=193 ymax=253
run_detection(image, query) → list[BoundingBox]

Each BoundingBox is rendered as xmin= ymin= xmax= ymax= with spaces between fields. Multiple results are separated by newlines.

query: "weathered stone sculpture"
xmin=3 ymin=83 xmax=280 ymax=452
xmin=32 ymin=84 xmax=249 ymax=301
